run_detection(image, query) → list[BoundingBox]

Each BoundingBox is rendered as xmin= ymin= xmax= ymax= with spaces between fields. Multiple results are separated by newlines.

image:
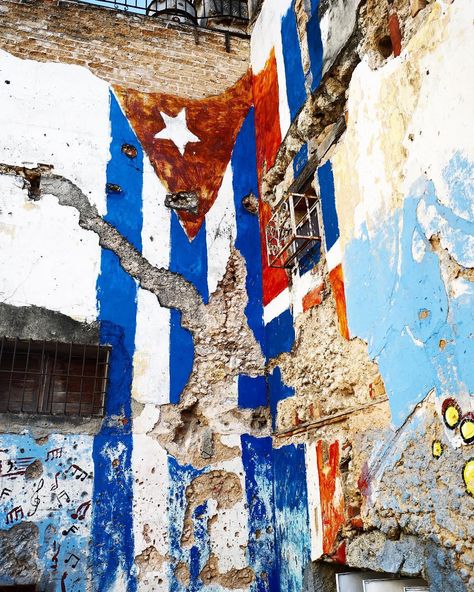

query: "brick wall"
xmin=0 ymin=0 xmax=250 ymax=98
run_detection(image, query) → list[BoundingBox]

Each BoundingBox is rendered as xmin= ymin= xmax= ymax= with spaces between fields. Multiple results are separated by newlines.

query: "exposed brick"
xmin=0 ymin=0 xmax=250 ymax=98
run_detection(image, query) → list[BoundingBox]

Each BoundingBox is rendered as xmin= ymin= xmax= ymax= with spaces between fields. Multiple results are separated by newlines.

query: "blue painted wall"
xmin=306 ymin=0 xmax=324 ymax=92
xmin=169 ymin=212 xmax=208 ymax=404
xmin=168 ymin=456 xmax=206 ymax=592
xmin=92 ymin=91 xmax=143 ymax=592
xmin=267 ymin=367 xmax=295 ymax=431
xmin=318 ymin=160 xmax=339 ymax=251
xmin=264 ymin=309 xmax=295 ymax=361
xmin=344 ymin=153 xmax=474 ymax=424
xmin=273 ymin=443 xmax=311 ymax=592
xmin=281 ymin=2 xmax=307 ymax=120
xmin=241 ymin=435 xmax=278 ymax=592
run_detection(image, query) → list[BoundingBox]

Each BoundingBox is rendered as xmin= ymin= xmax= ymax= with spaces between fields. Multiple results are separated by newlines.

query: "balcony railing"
xmin=77 ymin=0 xmax=249 ymax=29
xmin=265 ymin=193 xmax=322 ymax=269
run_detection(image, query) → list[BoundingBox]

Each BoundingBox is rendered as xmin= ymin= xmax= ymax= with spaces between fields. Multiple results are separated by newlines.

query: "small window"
xmin=0 ymin=338 xmax=110 ymax=417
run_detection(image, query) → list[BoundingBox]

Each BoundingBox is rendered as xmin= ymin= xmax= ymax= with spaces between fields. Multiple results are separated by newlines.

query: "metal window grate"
xmin=74 ymin=0 xmax=249 ymax=26
xmin=265 ymin=192 xmax=322 ymax=269
xmin=0 ymin=338 xmax=110 ymax=418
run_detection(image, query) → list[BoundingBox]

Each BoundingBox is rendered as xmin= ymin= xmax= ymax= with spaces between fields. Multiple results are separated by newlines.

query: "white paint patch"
xmin=263 ymin=287 xmax=291 ymax=325
xmin=210 ymin=456 xmax=249 ymax=577
xmin=402 ymin=2 xmax=474 ymax=204
xmin=0 ymin=177 xmax=101 ymax=321
xmin=0 ymin=50 xmax=110 ymax=215
xmin=305 ymin=442 xmax=323 ymax=561
xmin=417 ymin=198 xmax=474 ymax=268
xmin=141 ymin=155 xmax=170 ymax=269
xmin=132 ymin=435 xmax=169 ymax=592
xmin=206 ymin=162 xmax=236 ymax=296
xmin=320 ymin=0 xmax=362 ymax=77
xmin=451 ymin=277 xmax=472 ymax=299
xmin=133 ymin=288 xmax=170 ymax=406
xmin=291 ymin=269 xmax=323 ymax=318
xmin=326 ymin=238 xmax=342 ymax=272
xmin=411 ymin=228 xmax=426 ymax=263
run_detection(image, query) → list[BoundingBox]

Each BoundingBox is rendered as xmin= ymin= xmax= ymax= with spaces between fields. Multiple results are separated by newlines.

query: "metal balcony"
xmin=265 ymin=192 xmax=321 ymax=269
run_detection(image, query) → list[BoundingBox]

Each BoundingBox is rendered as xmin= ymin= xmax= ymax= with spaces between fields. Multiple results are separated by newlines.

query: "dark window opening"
xmin=0 ymin=338 xmax=110 ymax=417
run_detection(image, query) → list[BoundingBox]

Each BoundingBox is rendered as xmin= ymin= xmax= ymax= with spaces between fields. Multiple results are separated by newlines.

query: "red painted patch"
xmin=114 ymin=72 xmax=253 ymax=239
xmin=302 ymin=283 xmax=325 ymax=312
xmin=253 ymin=49 xmax=282 ymax=188
xmin=332 ymin=540 xmax=347 ymax=564
xmin=259 ymin=200 xmax=290 ymax=306
xmin=253 ymin=51 xmax=289 ymax=306
xmin=316 ymin=440 xmax=345 ymax=555
xmin=389 ymin=13 xmax=402 ymax=57
xmin=328 ymin=264 xmax=349 ymax=340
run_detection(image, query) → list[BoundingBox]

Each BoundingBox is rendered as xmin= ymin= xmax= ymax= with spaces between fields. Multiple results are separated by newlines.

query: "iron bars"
xmin=265 ymin=192 xmax=322 ymax=269
xmin=75 ymin=0 xmax=249 ymax=27
xmin=0 ymin=338 xmax=110 ymax=418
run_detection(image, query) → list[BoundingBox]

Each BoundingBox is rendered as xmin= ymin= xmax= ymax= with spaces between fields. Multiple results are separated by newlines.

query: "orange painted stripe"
xmin=328 ymin=264 xmax=349 ymax=340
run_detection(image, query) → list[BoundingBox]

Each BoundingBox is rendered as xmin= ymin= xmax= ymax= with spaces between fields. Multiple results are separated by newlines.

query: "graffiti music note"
xmin=61 ymin=524 xmax=78 ymax=537
xmin=64 ymin=552 xmax=80 ymax=568
xmin=46 ymin=447 xmax=63 ymax=461
xmin=28 ymin=478 xmax=44 ymax=517
xmin=0 ymin=487 xmax=11 ymax=499
xmin=55 ymin=490 xmax=71 ymax=508
xmin=51 ymin=541 xmax=61 ymax=572
xmin=6 ymin=505 xmax=24 ymax=525
xmin=65 ymin=464 xmax=88 ymax=482
xmin=1 ymin=457 xmax=35 ymax=478
xmin=51 ymin=471 xmax=61 ymax=491
xmin=71 ymin=500 xmax=91 ymax=521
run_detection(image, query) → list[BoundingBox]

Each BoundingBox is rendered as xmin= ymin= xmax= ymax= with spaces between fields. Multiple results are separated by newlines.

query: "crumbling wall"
xmin=0 ymin=2 xmax=273 ymax=591
xmin=251 ymin=0 xmax=474 ymax=590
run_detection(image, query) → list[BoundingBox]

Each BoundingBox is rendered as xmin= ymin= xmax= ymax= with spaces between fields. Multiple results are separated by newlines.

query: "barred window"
xmin=0 ymin=338 xmax=110 ymax=417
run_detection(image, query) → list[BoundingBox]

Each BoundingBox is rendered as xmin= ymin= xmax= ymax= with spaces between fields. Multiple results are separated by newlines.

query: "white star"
xmin=154 ymin=108 xmax=200 ymax=156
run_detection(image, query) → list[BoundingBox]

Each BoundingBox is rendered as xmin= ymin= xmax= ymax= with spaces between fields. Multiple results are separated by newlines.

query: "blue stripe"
xmin=267 ymin=366 xmax=294 ymax=431
xmin=169 ymin=211 xmax=207 ymax=404
xmin=92 ymin=91 xmax=143 ymax=592
xmin=238 ymin=374 xmax=267 ymax=409
xmin=281 ymin=3 xmax=307 ymax=120
xmin=307 ymin=0 xmax=323 ymax=92
xmin=293 ymin=143 xmax=309 ymax=178
xmin=318 ymin=160 xmax=340 ymax=251
xmin=273 ymin=443 xmax=311 ymax=592
xmin=264 ymin=308 xmax=295 ymax=361
xmin=231 ymin=108 xmax=264 ymax=349
xmin=241 ymin=435 xmax=278 ymax=592
xmin=168 ymin=457 xmax=206 ymax=592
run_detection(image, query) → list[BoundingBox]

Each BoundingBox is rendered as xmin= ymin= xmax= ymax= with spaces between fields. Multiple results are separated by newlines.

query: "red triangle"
xmin=114 ymin=72 xmax=253 ymax=239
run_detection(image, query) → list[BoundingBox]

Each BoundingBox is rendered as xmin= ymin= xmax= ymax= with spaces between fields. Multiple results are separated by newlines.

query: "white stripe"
xmin=263 ymin=287 xmax=291 ymax=325
xmin=206 ymin=162 xmax=236 ymax=297
xmin=326 ymin=238 xmax=342 ymax=272
xmin=305 ymin=442 xmax=324 ymax=561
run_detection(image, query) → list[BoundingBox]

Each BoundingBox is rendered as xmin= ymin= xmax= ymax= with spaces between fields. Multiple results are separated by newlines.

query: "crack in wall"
xmin=0 ymin=164 xmax=204 ymax=327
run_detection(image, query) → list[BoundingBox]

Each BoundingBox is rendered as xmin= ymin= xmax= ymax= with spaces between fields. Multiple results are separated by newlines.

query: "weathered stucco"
xmin=0 ymin=0 xmax=472 ymax=590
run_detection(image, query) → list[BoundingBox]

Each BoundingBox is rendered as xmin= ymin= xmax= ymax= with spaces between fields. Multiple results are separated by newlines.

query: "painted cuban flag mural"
xmin=0 ymin=45 xmax=281 ymax=592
